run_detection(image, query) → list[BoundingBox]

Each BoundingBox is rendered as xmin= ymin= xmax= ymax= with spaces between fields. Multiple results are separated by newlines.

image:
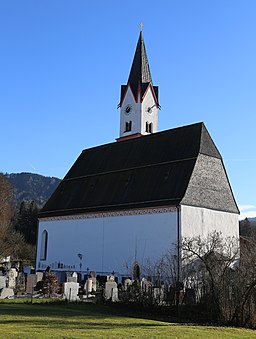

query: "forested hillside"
xmin=0 ymin=172 xmax=61 ymax=259
xmin=5 ymin=172 xmax=61 ymax=207
xmin=240 ymin=218 xmax=256 ymax=239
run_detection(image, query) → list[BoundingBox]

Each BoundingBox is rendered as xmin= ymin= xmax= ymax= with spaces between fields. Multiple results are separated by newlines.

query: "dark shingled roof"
xmin=120 ymin=32 xmax=159 ymax=105
xmin=39 ymin=122 xmax=239 ymax=218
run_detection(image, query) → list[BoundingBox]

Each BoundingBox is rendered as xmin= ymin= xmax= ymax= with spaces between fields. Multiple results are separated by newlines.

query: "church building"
xmin=36 ymin=31 xmax=239 ymax=280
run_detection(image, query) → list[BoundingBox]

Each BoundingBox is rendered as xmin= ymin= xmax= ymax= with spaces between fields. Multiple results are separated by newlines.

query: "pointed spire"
xmin=119 ymin=30 xmax=159 ymax=108
xmin=128 ymin=31 xmax=152 ymax=92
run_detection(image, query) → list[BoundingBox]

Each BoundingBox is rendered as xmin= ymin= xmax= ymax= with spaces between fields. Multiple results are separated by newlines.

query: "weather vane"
xmin=139 ymin=22 xmax=144 ymax=32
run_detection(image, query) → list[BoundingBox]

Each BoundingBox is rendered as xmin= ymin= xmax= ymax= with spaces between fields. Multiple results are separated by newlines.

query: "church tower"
xmin=117 ymin=29 xmax=160 ymax=141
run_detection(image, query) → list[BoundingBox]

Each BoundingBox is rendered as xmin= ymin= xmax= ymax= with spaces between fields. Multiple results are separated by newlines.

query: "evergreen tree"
xmin=14 ymin=200 xmax=39 ymax=245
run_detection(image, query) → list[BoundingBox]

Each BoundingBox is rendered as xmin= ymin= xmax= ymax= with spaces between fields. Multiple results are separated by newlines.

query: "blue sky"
xmin=0 ymin=1 xmax=255 ymax=219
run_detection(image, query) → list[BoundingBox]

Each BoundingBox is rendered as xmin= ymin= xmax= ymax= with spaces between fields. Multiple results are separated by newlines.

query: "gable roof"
xmin=39 ymin=122 xmax=238 ymax=218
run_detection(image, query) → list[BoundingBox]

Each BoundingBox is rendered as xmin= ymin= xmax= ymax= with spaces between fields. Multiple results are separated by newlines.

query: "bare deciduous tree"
xmin=0 ymin=173 xmax=34 ymax=260
xmin=182 ymin=231 xmax=256 ymax=327
xmin=0 ymin=173 xmax=13 ymax=225
xmin=231 ymin=237 xmax=256 ymax=327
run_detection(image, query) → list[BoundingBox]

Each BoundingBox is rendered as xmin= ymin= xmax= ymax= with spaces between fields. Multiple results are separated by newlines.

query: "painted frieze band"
xmin=39 ymin=206 xmax=177 ymax=222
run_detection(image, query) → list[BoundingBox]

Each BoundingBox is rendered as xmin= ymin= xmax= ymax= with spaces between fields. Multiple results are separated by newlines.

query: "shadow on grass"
xmin=0 ymin=301 xmax=183 ymax=325
xmin=0 ymin=302 xmax=172 ymax=323
xmin=0 ymin=303 xmax=105 ymax=318
xmin=0 ymin=318 xmax=169 ymax=330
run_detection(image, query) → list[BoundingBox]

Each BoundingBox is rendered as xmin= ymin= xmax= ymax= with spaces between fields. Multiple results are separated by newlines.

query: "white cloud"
xmin=239 ymin=204 xmax=256 ymax=212
xmin=238 ymin=204 xmax=256 ymax=220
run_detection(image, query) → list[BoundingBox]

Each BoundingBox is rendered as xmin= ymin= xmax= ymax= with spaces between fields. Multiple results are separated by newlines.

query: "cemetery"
xmin=0 ymin=256 xmax=223 ymax=319
xmin=0 ymin=253 xmax=194 ymax=309
xmin=0 ymin=257 xmax=177 ymax=306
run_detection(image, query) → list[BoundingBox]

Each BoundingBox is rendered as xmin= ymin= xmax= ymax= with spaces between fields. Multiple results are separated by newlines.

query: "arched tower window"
xmin=125 ymin=121 xmax=132 ymax=132
xmin=40 ymin=230 xmax=48 ymax=261
xmin=146 ymin=122 xmax=153 ymax=133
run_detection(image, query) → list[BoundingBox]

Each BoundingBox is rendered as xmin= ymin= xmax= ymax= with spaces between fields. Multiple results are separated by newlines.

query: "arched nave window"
xmin=40 ymin=230 xmax=48 ymax=261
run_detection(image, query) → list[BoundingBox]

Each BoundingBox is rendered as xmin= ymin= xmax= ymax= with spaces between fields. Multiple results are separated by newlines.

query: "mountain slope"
xmin=5 ymin=172 xmax=61 ymax=207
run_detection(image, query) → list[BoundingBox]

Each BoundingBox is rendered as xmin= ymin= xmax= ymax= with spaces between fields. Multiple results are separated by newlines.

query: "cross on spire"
xmin=139 ymin=22 xmax=144 ymax=32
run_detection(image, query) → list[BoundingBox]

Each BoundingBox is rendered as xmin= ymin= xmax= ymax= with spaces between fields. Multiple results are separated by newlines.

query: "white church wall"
xmin=180 ymin=205 xmax=239 ymax=240
xmin=36 ymin=207 xmax=178 ymax=278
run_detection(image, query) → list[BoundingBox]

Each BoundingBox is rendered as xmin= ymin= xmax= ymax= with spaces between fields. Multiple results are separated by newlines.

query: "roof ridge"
xmin=81 ymin=122 xmax=204 ymax=154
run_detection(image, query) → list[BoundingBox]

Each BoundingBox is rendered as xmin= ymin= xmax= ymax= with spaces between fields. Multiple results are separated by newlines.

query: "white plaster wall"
xmin=120 ymin=86 xmax=158 ymax=137
xmin=141 ymin=88 xmax=158 ymax=134
xmin=180 ymin=205 xmax=239 ymax=240
xmin=36 ymin=209 xmax=177 ymax=277
xmin=120 ymin=87 xmax=141 ymax=137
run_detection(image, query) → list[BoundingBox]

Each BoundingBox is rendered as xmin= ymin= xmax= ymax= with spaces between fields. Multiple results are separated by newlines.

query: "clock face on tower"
xmin=125 ymin=104 xmax=132 ymax=115
xmin=146 ymin=104 xmax=156 ymax=114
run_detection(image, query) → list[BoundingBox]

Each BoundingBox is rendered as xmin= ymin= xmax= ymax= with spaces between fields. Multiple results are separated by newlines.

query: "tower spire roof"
xmin=128 ymin=31 xmax=152 ymax=88
xmin=119 ymin=30 xmax=159 ymax=107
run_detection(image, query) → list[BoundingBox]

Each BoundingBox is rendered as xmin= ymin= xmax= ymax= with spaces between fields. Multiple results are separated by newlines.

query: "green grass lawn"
xmin=0 ymin=300 xmax=255 ymax=338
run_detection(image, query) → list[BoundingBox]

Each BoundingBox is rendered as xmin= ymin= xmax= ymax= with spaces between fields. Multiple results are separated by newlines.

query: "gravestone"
xmin=0 ymin=276 xmax=6 ymax=290
xmin=84 ymin=277 xmax=97 ymax=294
xmin=63 ymin=273 xmax=79 ymax=301
xmin=63 ymin=281 xmax=79 ymax=301
xmin=141 ymin=278 xmax=152 ymax=293
xmin=91 ymin=277 xmax=97 ymax=292
xmin=7 ymin=268 xmax=18 ymax=289
xmin=153 ymin=287 xmax=164 ymax=304
xmin=36 ymin=272 xmax=43 ymax=283
xmin=111 ymin=287 xmax=119 ymax=302
xmin=84 ymin=271 xmax=97 ymax=298
xmin=26 ymin=273 xmax=42 ymax=294
xmin=124 ymin=278 xmax=132 ymax=291
xmin=67 ymin=272 xmax=78 ymax=283
xmin=26 ymin=274 xmax=37 ymax=294
xmin=15 ymin=271 xmax=26 ymax=295
xmin=85 ymin=278 xmax=92 ymax=293
xmin=105 ymin=276 xmax=118 ymax=301
xmin=0 ymin=288 xmax=14 ymax=299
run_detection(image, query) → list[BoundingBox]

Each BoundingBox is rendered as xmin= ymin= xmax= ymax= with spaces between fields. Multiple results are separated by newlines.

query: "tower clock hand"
xmin=125 ymin=105 xmax=131 ymax=113
xmin=147 ymin=104 xmax=156 ymax=113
